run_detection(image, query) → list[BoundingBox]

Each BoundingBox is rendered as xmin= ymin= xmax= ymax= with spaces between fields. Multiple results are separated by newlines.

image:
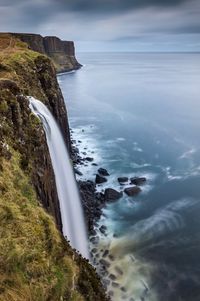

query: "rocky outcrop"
xmin=8 ymin=33 xmax=82 ymax=72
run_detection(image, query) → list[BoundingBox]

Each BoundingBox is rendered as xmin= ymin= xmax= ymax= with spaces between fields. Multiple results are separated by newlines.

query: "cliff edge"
xmin=5 ymin=32 xmax=82 ymax=73
xmin=0 ymin=34 xmax=108 ymax=301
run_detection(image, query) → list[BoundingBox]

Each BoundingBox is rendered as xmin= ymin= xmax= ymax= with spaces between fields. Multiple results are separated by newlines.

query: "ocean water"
xmin=58 ymin=52 xmax=200 ymax=301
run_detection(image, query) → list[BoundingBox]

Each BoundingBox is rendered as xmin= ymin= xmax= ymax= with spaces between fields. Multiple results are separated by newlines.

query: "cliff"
xmin=7 ymin=33 xmax=82 ymax=73
xmin=0 ymin=34 xmax=108 ymax=300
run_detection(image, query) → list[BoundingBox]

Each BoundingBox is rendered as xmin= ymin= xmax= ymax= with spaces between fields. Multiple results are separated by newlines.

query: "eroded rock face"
xmin=0 ymin=50 xmax=71 ymax=231
xmin=9 ymin=33 xmax=82 ymax=72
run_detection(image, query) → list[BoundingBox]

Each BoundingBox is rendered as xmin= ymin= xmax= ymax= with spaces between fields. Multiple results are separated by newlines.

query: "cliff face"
xmin=9 ymin=33 xmax=82 ymax=73
xmin=0 ymin=34 xmax=108 ymax=301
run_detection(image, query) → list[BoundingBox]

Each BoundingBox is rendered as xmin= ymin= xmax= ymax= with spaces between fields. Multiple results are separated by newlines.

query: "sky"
xmin=0 ymin=0 xmax=200 ymax=52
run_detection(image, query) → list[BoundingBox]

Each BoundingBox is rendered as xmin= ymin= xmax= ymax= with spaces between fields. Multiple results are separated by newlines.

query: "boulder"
xmin=118 ymin=177 xmax=128 ymax=184
xmin=130 ymin=177 xmax=146 ymax=185
xmin=124 ymin=186 xmax=141 ymax=196
xmin=74 ymin=168 xmax=83 ymax=176
xmin=99 ymin=225 xmax=107 ymax=234
xmin=98 ymin=168 xmax=109 ymax=176
xmin=95 ymin=174 xmax=107 ymax=184
xmin=85 ymin=157 xmax=94 ymax=162
xmin=104 ymin=188 xmax=123 ymax=201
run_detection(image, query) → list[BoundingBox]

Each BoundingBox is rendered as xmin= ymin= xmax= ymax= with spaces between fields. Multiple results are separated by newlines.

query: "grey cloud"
xmin=0 ymin=0 xmax=199 ymax=51
xmin=55 ymin=0 xmax=188 ymax=12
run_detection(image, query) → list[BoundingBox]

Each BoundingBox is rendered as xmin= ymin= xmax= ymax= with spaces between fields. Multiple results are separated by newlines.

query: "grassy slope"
xmin=0 ymin=34 xmax=108 ymax=301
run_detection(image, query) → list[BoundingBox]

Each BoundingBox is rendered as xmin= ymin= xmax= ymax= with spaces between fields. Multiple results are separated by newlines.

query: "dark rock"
xmin=98 ymin=168 xmax=110 ymax=176
xmin=104 ymin=188 xmax=123 ymax=202
xmin=74 ymin=168 xmax=83 ymax=176
xmin=108 ymin=254 xmax=115 ymax=261
xmin=114 ymin=266 xmax=123 ymax=275
xmin=124 ymin=186 xmax=141 ymax=196
xmin=102 ymin=279 xmax=110 ymax=287
xmin=92 ymin=163 xmax=98 ymax=166
xmin=112 ymin=282 xmax=119 ymax=288
xmin=85 ymin=157 xmax=94 ymax=162
xmin=102 ymin=250 xmax=109 ymax=257
xmin=118 ymin=177 xmax=128 ymax=183
xmin=99 ymin=225 xmax=107 ymax=234
xmin=100 ymin=259 xmax=111 ymax=268
xmin=109 ymin=274 xmax=117 ymax=281
xmin=90 ymin=236 xmax=99 ymax=244
xmin=108 ymin=291 xmax=114 ymax=297
xmin=130 ymin=177 xmax=147 ymax=186
xmin=96 ymin=174 xmax=107 ymax=184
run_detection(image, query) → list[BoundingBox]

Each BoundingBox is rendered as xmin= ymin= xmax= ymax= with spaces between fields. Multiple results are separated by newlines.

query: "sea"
xmin=58 ymin=52 xmax=200 ymax=301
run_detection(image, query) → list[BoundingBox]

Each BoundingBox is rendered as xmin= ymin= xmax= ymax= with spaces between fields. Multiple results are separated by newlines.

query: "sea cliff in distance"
xmin=1 ymin=32 xmax=82 ymax=73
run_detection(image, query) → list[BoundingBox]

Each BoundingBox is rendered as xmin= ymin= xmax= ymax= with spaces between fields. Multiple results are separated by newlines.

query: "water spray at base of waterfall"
xmin=29 ymin=96 xmax=89 ymax=259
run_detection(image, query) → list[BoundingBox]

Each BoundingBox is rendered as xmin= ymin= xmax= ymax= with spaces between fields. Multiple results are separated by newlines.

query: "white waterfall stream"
xmin=29 ymin=96 xmax=89 ymax=258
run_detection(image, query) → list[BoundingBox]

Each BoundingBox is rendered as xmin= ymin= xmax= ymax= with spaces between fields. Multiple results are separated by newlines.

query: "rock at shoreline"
xmin=98 ymin=168 xmax=110 ymax=176
xmin=85 ymin=157 xmax=94 ymax=162
xmin=118 ymin=177 xmax=128 ymax=184
xmin=96 ymin=174 xmax=107 ymax=184
xmin=99 ymin=225 xmax=107 ymax=234
xmin=124 ymin=186 xmax=141 ymax=196
xmin=104 ymin=188 xmax=123 ymax=201
xmin=74 ymin=168 xmax=83 ymax=176
xmin=130 ymin=177 xmax=146 ymax=185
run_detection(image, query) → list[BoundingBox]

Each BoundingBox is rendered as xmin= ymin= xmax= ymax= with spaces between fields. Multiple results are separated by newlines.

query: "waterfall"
xmin=29 ymin=96 xmax=89 ymax=258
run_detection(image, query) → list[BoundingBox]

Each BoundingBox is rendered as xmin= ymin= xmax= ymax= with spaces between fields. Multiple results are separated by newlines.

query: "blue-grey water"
xmin=58 ymin=52 xmax=200 ymax=301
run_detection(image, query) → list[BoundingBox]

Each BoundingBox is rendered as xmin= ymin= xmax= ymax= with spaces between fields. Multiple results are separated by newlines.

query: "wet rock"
xmin=112 ymin=282 xmax=119 ymax=288
xmin=108 ymin=254 xmax=115 ymax=261
xmin=74 ymin=168 xmax=83 ymax=176
xmin=104 ymin=188 xmax=123 ymax=202
xmin=114 ymin=266 xmax=123 ymax=276
xmin=85 ymin=157 xmax=94 ymax=162
xmin=98 ymin=168 xmax=110 ymax=176
xmin=90 ymin=229 xmax=97 ymax=236
xmin=121 ymin=287 xmax=127 ymax=292
xmin=100 ymin=259 xmax=111 ymax=268
xmin=130 ymin=177 xmax=146 ymax=185
xmin=102 ymin=249 xmax=109 ymax=257
xmin=108 ymin=291 xmax=114 ymax=297
xmin=118 ymin=177 xmax=128 ymax=183
xmin=96 ymin=174 xmax=107 ymax=184
xmin=102 ymin=279 xmax=110 ymax=287
xmin=99 ymin=225 xmax=107 ymax=234
xmin=109 ymin=274 xmax=117 ymax=281
xmin=124 ymin=186 xmax=141 ymax=196
xmin=91 ymin=248 xmax=98 ymax=254
xmin=92 ymin=163 xmax=98 ymax=166
xmin=90 ymin=236 xmax=99 ymax=244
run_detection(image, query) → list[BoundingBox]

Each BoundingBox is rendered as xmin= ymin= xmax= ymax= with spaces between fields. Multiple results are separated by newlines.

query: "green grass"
xmin=0 ymin=151 xmax=84 ymax=301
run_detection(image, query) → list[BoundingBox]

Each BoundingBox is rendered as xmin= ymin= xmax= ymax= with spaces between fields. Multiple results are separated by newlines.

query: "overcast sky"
xmin=0 ymin=0 xmax=200 ymax=52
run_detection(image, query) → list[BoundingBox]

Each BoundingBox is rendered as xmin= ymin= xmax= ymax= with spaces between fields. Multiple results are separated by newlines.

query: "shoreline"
xmin=69 ymin=124 xmax=151 ymax=300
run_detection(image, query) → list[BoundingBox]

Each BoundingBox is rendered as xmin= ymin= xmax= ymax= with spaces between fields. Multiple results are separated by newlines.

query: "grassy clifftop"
xmin=0 ymin=34 xmax=108 ymax=301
